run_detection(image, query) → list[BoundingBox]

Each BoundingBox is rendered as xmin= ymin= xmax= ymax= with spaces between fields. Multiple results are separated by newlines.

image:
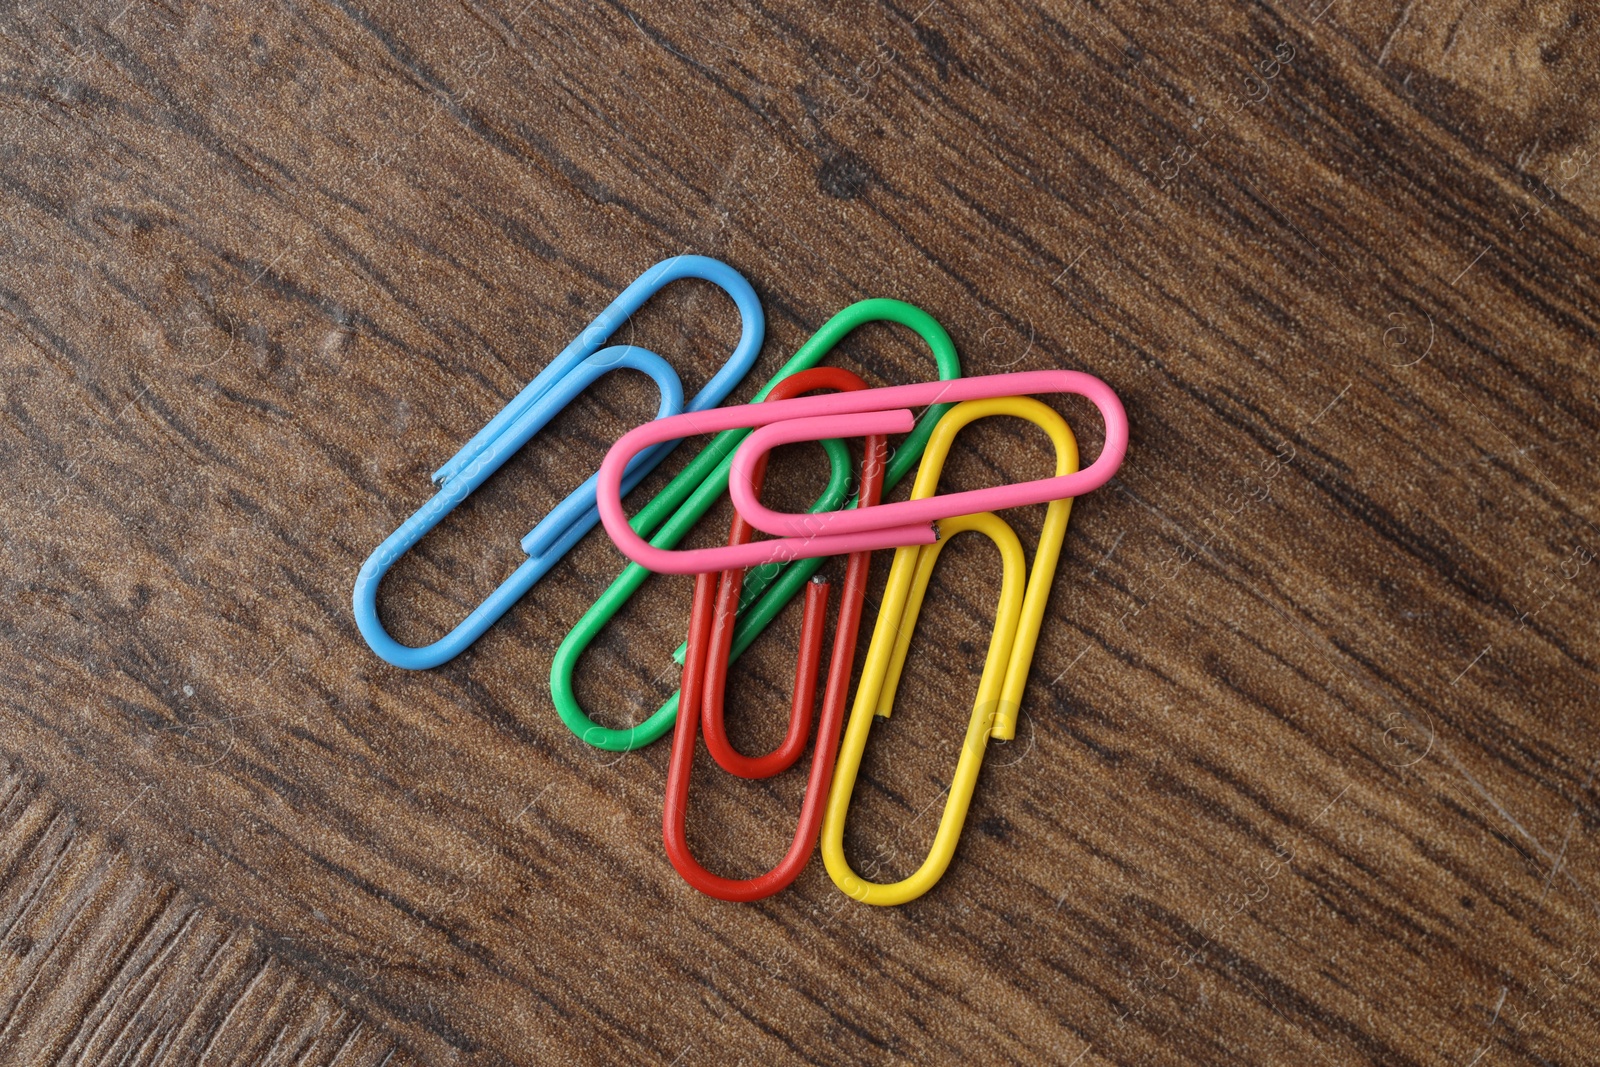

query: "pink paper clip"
xmin=596 ymin=370 xmax=1128 ymax=575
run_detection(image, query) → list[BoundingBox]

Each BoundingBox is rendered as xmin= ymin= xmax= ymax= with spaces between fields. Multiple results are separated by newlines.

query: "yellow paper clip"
xmin=820 ymin=396 xmax=1079 ymax=905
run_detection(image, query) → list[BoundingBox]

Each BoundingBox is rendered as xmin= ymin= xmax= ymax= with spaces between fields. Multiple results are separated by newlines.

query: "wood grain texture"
xmin=0 ymin=763 xmax=411 ymax=1065
xmin=2 ymin=0 xmax=1598 ymax=1064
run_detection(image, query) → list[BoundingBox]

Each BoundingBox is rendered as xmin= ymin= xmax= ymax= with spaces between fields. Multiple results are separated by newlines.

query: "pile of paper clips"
xmin=354 ymin=256 xmax=1128 ymax=906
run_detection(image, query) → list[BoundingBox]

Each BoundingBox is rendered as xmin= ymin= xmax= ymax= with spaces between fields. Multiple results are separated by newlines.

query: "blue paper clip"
xmin=353 ymin=256 xmax=764 ymax=668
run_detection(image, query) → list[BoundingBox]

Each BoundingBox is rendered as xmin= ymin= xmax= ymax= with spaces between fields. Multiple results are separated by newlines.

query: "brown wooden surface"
xmin=0 ymin=762 xmax=413 ymax=1065
xmin=2 ymin=1 xmax=1598 ymax=1064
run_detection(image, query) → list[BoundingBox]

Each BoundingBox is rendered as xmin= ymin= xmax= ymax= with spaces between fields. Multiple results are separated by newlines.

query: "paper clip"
xmin=663 ymin=368 xmax=885 ymax=901
xmin=549 ymin=298 xmax=963 ymax=752
xmin=596 ymin=369 xmax=1126 ymax=575
xmin=353 ymin=256 xmax=763 ymax=669
xmin=695 ymin=367 xmax=883 ymax=779
xmin=820 ymin=397 xmax=1078 ymax=905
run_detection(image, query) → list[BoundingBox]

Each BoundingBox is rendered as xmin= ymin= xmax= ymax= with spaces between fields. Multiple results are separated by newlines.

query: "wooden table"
xmin=3 ymin=1 xmax=1596 ymax=1063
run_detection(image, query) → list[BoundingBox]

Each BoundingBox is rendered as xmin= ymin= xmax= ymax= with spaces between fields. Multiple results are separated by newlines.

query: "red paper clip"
xmin=664 ymin=366 xmax=885 ymax=901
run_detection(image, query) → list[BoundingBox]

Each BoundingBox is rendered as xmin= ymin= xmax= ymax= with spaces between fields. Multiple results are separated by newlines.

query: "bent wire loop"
xmin=596 ymin=369 xmax=1126 ymax=575
xmin=820 ymin=397 xmax=1080 ymax=906
xmin=352 ymin=255 xmax=762 ymax=669
xmin=664 ymin=369 xmax=886 ymax=901
xmin=697 ymin=368 xmax=884 ymax=780
xmin=549 ymin=299 xmax=963 ymax=752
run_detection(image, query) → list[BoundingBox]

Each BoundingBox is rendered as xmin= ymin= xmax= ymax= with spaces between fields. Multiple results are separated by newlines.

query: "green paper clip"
xmin=549 ymin=298 xmax=962 ymax=751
